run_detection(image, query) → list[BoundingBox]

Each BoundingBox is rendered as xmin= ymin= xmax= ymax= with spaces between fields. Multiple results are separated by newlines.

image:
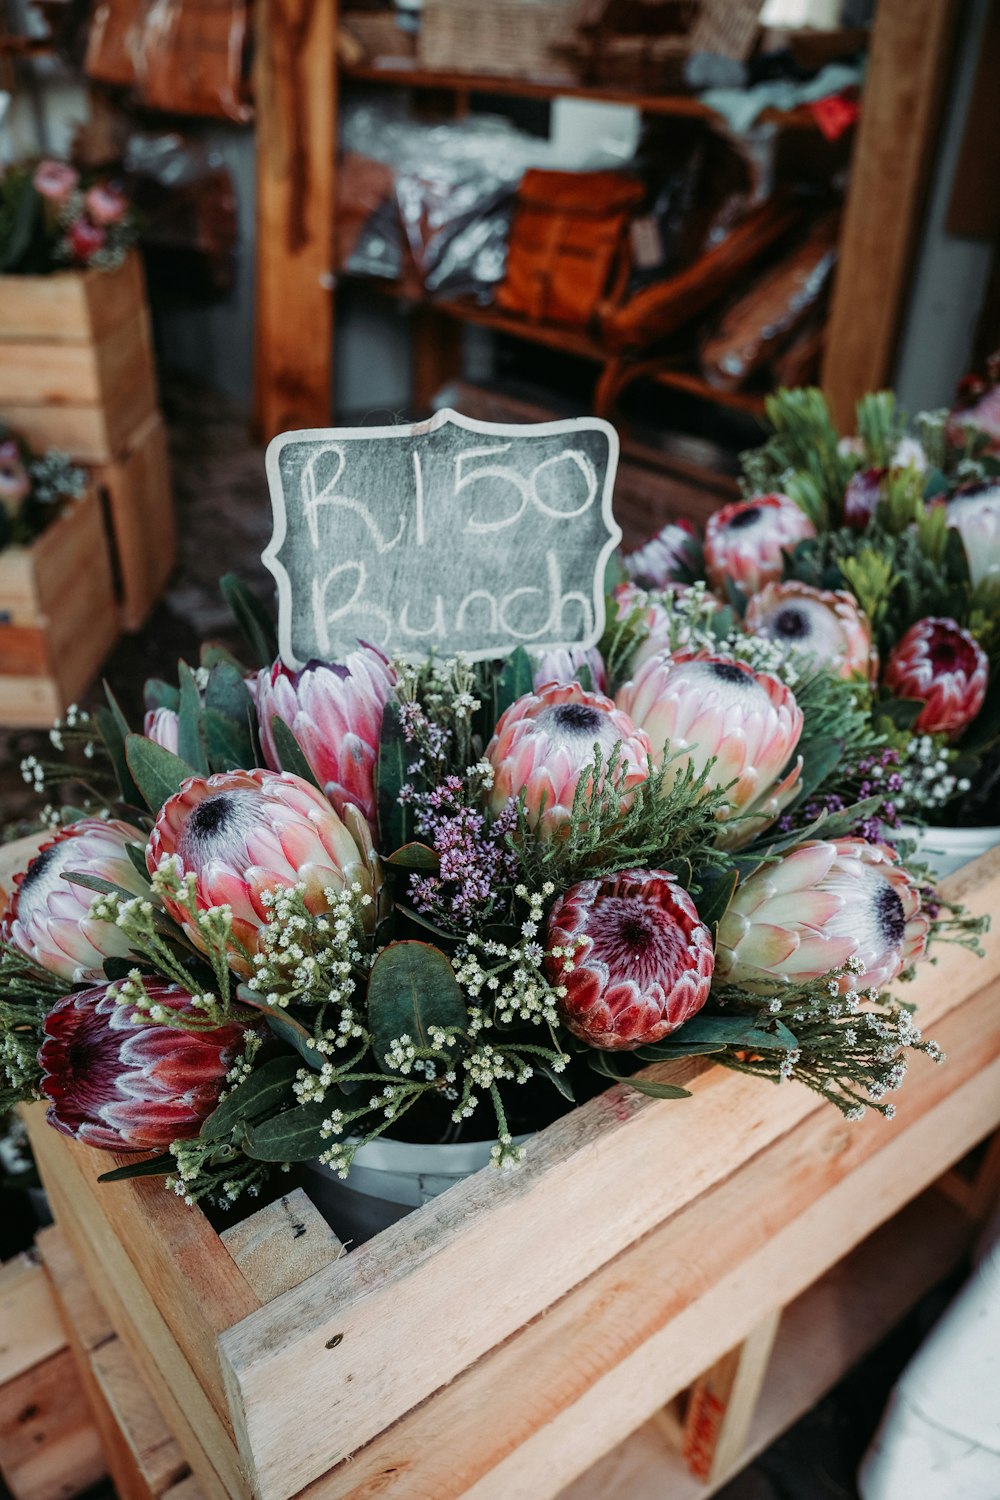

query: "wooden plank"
xmin=3 ymin=370 xmax=156 ymax=463
xmin=256 ymin=965 xmax=1000 ymax=1500
xmin=0 ymin=675 xmax=62 ymax=728
xmin=0 ymin=253 xmax=146 ymax=343
xmin=35 ymin=1226 xmax=115 ymax=1356
xmin=411 ymin=307 xmax=463 ymax=414
xmin=559 ymin=1185 xmax=976 ymax=1500
xmin=0 ymin=311 xmax=156 ymax=409
xmin=253 ymin=0 xmax=337 ymax=437
xmin=0 ymin=1347 xmax=107 ymax=1500
xmin=0 ymin=625 xmax=51 ymax=676
xmin=94 ymin=410 xmax=176 ymax=631
xmin=679 ymin=1310 xmax=782 ymax=1484
xmin=220 ymin=1190 xmax=343 ymax=1303
xmin=947 ymin=0 xmax=1000 ymax=239
xmin=821 ymin=0 xmax=963 ymax=427
xmin=0 ymin=1255 xmax=67 ymax=1385
xmin=212 ymin=850 xmax=1000 ymax=1500
xmin=91 ymin=1341 xmax=190 ymax=1496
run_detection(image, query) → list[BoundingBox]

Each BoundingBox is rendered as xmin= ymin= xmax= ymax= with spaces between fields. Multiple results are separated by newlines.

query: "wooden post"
xmin=821 ymin=0 xmax=963 ymax=428
xmin=677 ymin=1310 xmax=783 ymax=1486
xmin=253 ymin=0 xmax=337 ymax=439
xmin=411 ymin=306 xmax=465 ymax=413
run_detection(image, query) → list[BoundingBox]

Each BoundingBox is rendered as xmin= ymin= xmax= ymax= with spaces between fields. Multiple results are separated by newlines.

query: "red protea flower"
xmin=947 ymin=484 xmax=1000 ymax=588
xmin=616 ymin=652 xmax=803 ymax=848
xmin=842 ymin=466 xmax=886 ymax=530
xmin=744 ymin=580 xmax=878 ymax=682
xmin=883 ymin=617 xmax=988 ymax=739
xmin=544 ymin=869 xmax=714 ymax=1050
xmin=147 ymin=768 xmax=380 ymax=975
xmin=3 ymin=819 xmax=149 ymax=983
xmin=0 ymin=439 xmax=31 ymax=517
xmin=252 ymin=647 xmax=395 ymax=826
xmin=143 ymin=706 xmax=180 ymax=754
xmin=703 ymin=495 xmax=815 ymax=596
xmin=532 ymin=645 xmax=607 ymax=694
xmin=624 ymin=519 xmax=698 ymax=589
xmin=84 ymin=182 xmax=126 ymax=226
xmin=716 ymin=838 xmax=929 ymax=991
xmin=68 ymin=217 xmax=106 ymax=263
xmin=38 ymin=983 xmax=246 ymax=1152
xmin=485 ymin=682 xmax=651 ymax=838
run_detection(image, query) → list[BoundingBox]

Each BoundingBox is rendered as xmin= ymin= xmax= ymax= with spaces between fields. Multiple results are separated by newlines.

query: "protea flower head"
xmin=147 ymin=768 xmax=381 ymax=975
xmin=68 ymin=217 xmax=105 ymax=263
xmin=3 ymin=819 xmax=149 ymax=983
xmin=532 ymin=645 xmax=607 ymax=694
xmin=946 ymin=484 xmax=1000 ymax=587
xmin=613 ymin=581 xmax=675 ymax=665
xmin=842 ymin=467 xmax=886 ymax=530
xmin=949 ymin=383 xmax=1000 ymax=456
xmin=485 ymin=682 xmax=651 ymax=838
xmin=716 ymin=838 xmax=929 ymax=991
xmin=744 ymin=581 xmax=878 ymax=682
xmin=544 ymin=868 xmax=714 ymax=1050
xmin=253 ymin=647 xmax=395 ymax=826
xmin=883 ymin=617 xmax=989 ymax=739
xmin=143 ymin=706 xmax=180 ymax=754
xmin=33 ymin=159 xmax=79 ymax=202
xmin=624 ymin=519 xmax=698 ymax=589
xmin=84 ymin=182 xmax=126 ymax=226
xmin=616 ymin=652 xmax=803 ymax=849
xmin=39 ymin=983 xmax=246 ymax=1152
xmin=703 ymin=495 xmax=815 ymax=597
xmin=0 ymin=439 xmax=30 ymax=517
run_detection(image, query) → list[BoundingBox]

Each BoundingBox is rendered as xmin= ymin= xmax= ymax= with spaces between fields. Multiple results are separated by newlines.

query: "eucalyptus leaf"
xmin=125 ymin=735 xmax=197 ymax=812
xmin=97 ymin=1152 xmax=175 ymax=1184
xmin=237 ymin=988 xmax=325 ymax=1070
xmin=376 ymin=699 xmax=412 ymax=853
xmin=202 ymin=709 xmax=253 ymax=773
xmin=386 ymin=843 xmax=440 ymax=871
xmin=205 ymin=661 xmax=255 ymax=722
xmin=125 ymin=842 xmax=150 ymax=881
xmin=367 ymin=941 xmax=468 ymax=1073
xmin=793 ymin=736 xmax=845 ymax=805
xmin=200 ymin=1055 xmax=301 ymax=1143
xmin=625 ymin=1077 xmax=692 ymax=1100
xmin=538 ymin=1065 xmax=575 ymax=1102
xmin=177 ymin=661 xmax=209 ymax=774
xmin=878 ymin=697 xmax=925 ymax=730
xmin=243 ymin=1102 xmax=330 ymax=1162
xmin=144 ymin=678 xmax=180 ymax=712
xmin=494 ymin=646 xmax=534 ymax=720
xmin=270 ymin=716 xmax=322 ymax=791
xmin=220 ymin=573 xmax=278 ymax=669
xmin=658 ymin=1015 xmax=798 ymax=1052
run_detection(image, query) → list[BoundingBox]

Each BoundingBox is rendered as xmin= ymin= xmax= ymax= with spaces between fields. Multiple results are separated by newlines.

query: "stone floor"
xmin=0 ymin=380 xmax=970 ymax=1500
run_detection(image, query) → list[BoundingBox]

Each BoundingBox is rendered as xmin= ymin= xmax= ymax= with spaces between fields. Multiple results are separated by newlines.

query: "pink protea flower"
xmin=3 ymin=819 xmax=149 ymax=983
xmin=842 ymin=466 xmax=886 ymax=530
xmin=703 ymin=495 xmax=815 ymax=597
xmin=532 ymin=646 xmax=607 ymax=694
xmin=883 ymin=617 xmax=988 ymax=739
xmin=624 ymin=519 xmax=698 ymax=589
xmin=947 ymin=484 xmax=1000 ymax=587
xmin=716 ymin=838 xmax=929 ymax=991
xmin=744 ymin=581 xmax=878 ymax=682
xmin=147 ymin=768 xmax=380 ymax=975
xmin=33 ymin=159 xmax=79 ymax=202
xmin=253 ymin=648 xmax=395 ymax=826
xmin=0 ymin=440 xmax=31 ymax=516
xmin=143 ymin=707 xmax=180 ymax=754
xmin=485 ymin=682 xmax=651 ymax=838
xmin=68 ymin=218 xmax=106 ymax=264
xmin=544 ymin=869 xmax=714 ymax=1050
xmin=84 ymin=182 xmax=126 ymax=226
xmin=39 ymin=983 xmax=246 ymax=1152
xmin=616 ymin=653 xmax=803 ymax=849
xmin=949 ymin=384 xmax=1000 ymax=456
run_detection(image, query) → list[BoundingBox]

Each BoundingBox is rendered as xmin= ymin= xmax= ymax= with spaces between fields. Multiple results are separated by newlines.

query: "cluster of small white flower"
xmin=894 ymin=735 xmax=971 ymax=814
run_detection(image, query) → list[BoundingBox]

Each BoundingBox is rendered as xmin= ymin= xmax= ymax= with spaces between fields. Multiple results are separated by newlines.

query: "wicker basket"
xmin=419 ymin=0 xmax=581 ymax=78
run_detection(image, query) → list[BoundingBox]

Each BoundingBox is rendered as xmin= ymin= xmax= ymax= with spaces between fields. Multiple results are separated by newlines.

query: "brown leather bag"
xmin=496 ymin=168 xmax=645 ymax=327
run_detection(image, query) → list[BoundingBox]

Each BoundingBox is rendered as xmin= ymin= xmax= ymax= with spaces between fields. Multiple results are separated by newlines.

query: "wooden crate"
xmin=0 ymin=1251 xmax=107 ymax=1500
xmin=19 ymin=846 xmax=1000 ymax=1500
xmin=0 ymin=253 xmax=158 ymax=465
xmin=94 ymin=409 xmax=177 ymax=631
xmin=0 ymin=489 xmax=120 ymax=726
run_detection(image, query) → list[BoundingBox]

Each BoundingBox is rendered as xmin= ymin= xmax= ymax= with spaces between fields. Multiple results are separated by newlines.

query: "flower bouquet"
xmin=0 ymin=159 xmax=136 ymax=274
xmin=1 ymin=533 xmax=984 ymax=1222
xmin=0 ymin=426 xmax=87 ymax=554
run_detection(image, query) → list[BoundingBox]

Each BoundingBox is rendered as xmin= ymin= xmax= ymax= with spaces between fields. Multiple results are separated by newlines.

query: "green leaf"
xmin=376 ymin=699 xmax=411 ymax=853
xmin=94 ymin=684 xmax=144 ymax=810
xmin=62 ymin=871 xmax=145 ymax=902
xmin=103 ymin=956 xmax=141 ymax=981
xmin=201 ymin=643 xmax=250 ymax=675
xmin=97 ymin=1153 xmax=175 ymax=1183
xmin=177 ymin=662 xmax=209 ymax=774
xmin=205 ymin=661 xmax=255 ymax=725
xmin=269 ymin=716 xmax=322 ymax=791
xmin=494 ymin=646 xmax=534 ymax=720
xmin=243 ymin=1102 xmax=330 ymax=1162
xmin=125 ymin=735 xmax=197 ymax=813
xmin=144 ymin=678 xmax=180 ymax=712
xmin=202 ymin=709 xmax=253 ymax=773
xmin=538 ymin=1065 xmax=575 ymax=1102
xmin=588 ymin=1051 xmax=691 ymax=1098
xmin=576 ymin=661 xmax=594 ymax=693
xmin=694 ymin=868 xmax=738 ymax=932
xmin=367 ymin=941 xmax=468 ymax=1072
xmin=394 ymin=901 xmax=458 ymax=942
xmin=878 ymin=697 xmax=925 ymax=730
xmin=237 ymin=987 xmax=325 ymax=1070
xmin=220 ymin=574 xmax=278 ymax=669
xmin=662 ymin=1015 xmax=798 ymax=1051
xmin=386 ymin=843 xmax=440 ymax=871
xmin=125 ymin=842 xmax=150 ymax=881
xmin=200 ymin=1055 xmax=301 ymax=1143
xmin=793 ymin=736 xmax=845 ymax=805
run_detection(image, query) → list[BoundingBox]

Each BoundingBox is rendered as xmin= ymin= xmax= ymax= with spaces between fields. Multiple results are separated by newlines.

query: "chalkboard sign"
xmin=263 ymin=407 xmax=621 ymax=668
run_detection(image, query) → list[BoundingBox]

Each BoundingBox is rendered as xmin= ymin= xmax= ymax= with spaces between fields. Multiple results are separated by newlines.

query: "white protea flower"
xmin=616 ymin=652 xmax=803 ymax=849
xmin=623 ymin=519 xmax=698 ymax=589
xmin=531 ymin=645 xmax=607 ymax=694
xmin=946 ymin=484 xmax=1000 ymax=587
xmin=716 ymin=838 xmax=929 ymax=991
xmin=744 ymin=580 xmax=878 ymax=682
xmin=703 ymin=495 xmax=816 ymax=597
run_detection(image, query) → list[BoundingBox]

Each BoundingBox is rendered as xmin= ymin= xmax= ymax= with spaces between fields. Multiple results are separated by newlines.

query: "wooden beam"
xmin=822 ymin=0 xmax=963 ymax=427
xmin=253 ymin=0 xmax=337 ymax=438
xmin=678 ymin=1310 xmax=782 ymax=1485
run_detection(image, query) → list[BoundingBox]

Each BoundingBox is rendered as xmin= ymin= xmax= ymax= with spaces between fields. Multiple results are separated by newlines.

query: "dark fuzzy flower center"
xmin=709 ymin=661 xmax=751 ymax=686
xmin=588 ymin=895 xmax=686 ymax=990
xmin=17 ymin=841 xmax=58 ymax=895
xmin=548 ymin=703 xmax=604 ymax=735
xmin=180 ymin=790 xmax=261 ymax=863
xmin=875 ymin=882 xmax=906 ymax=946
xmin=927 ymin=629 xmax=976 ymax=677
xmin=772 ymin=606 xmax=810 ymax=640
xmin=727 ymin=506 xmax=761 ymax=531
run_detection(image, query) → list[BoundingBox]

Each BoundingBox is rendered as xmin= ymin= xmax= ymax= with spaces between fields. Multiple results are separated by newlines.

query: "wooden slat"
xmin=821 ymin=0 xmax=963 ymax=426
xmin=220 ymin=1190 xmax=343 ymax=1303
xmin=0 ymin=1347 xmax=107 ymax=1500
xmin=0 ymin=1254 xmax=68 ymax=1386
xmin=219 ymin=846 xmax=1000 ymax=1500
xmin=679 ymin=1310 xmax=782 ymax=1484
xmin=94 ymin=409 xmax=176 ymax=631
xmin=559 ymin=1184 xmax=977 ymax=1500
xmin=253 ymin=0 xmax=337 ymax=437
xmin=91 ymin=1341 xmax=190 ymax=1496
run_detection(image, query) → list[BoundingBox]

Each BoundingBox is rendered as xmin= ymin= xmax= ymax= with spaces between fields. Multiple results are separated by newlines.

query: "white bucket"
xmin=896 ymin=823 xmax=1000 ymax=880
